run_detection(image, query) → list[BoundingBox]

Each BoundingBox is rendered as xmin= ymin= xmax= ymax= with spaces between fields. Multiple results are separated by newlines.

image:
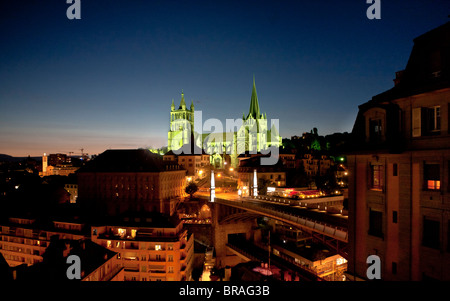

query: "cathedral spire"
xmin=247 ymin=75 xmax=261 ymax=119
xmin=180 ymin=89 xmax=186 ymax=109
xmin=171 ymin=99 xmax=175 ymax=111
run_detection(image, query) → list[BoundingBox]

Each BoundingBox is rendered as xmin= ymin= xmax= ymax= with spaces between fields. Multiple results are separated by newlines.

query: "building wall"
xmin=238 ymin=171 xmax=286 ymax=196
xmin=91 ymin=224 xmax=194 ymax=281
xmin=348 ymin=83 xmax=450 ymax=280
xmin=0 ymin=218 xmax=86 ymax=267
xmin=348 ymin=148 xmax=450 ymax=280
xmin=64 ymin=184 xmax=78 ymax=203
xmin=78 ymin=170 xmax=186 ymax=215
xmin=302 ymin=154 xmax=333 ymax=177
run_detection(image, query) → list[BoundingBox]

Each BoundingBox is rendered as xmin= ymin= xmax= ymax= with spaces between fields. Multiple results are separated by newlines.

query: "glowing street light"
xmin=210 ymin=170 xmax=215 ymax=202
xmin=253 ymin=169 xmax=258 ymax=197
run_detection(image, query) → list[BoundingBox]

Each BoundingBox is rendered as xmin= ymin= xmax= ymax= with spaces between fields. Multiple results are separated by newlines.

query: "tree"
xmin=257 ymin=178 xmax=275 ymax=195
xmin=314 ymin=169 xmax=338 ymax=194
xmin=185 ymin=182 xmax=198 ymax=199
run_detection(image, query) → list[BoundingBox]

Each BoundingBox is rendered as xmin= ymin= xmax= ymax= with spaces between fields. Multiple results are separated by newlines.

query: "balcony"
xmin=148 ymin=258 xmax=166 ymax=264
xmin=123 ymin=264 xmax=139 ymax=272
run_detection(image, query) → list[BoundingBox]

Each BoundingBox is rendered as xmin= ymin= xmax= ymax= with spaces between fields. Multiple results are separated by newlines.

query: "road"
xmin=197 ymin=191 xmax=348 ymax=229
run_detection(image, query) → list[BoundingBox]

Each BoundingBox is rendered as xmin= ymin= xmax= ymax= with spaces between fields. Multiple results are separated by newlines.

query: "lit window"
xmin=427 ymin=180 xmax=440 ymax=190
xmin=371 ymin=165 xmax=383 ymax=190
xmin=336 ymin=258 xmax=347 ymax=265
xmin=155 ymin=245 xmax=162 ymax=251
xmin=424 ymin=164 xmax=440 ymax=190
xmin=118 ymin=228 xmax=126 ymax=238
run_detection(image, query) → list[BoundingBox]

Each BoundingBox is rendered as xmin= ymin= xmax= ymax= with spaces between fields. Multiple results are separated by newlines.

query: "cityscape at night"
xmin=1 ymin=0 xmax=450 ymax=295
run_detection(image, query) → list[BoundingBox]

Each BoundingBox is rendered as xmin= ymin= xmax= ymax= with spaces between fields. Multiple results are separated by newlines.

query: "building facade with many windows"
xmin=77 ymin=149 xmax=186 ymax=216
xmin=0 ymin=217 xmax=87 ymax=267
xmin=91 ymin=214 xmax=194 ymax=281
xmin=347 ymin=22 xmax=450 ymax=280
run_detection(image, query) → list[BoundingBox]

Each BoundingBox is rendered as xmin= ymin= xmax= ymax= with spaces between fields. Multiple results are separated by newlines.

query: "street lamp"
xmin=253 ymin=169 xmax=258 ymax=197
xmin=210 ymin=170 xmax=215 ymax=202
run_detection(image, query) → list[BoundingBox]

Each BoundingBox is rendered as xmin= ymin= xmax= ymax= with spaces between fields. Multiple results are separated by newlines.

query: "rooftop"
xmin=78 ymin=149 xmax=181 ymax=173
xmin=365 ymin=21 xmax=450 ymax=106
xmin=93 ymin=211 xmax=181 ymax=229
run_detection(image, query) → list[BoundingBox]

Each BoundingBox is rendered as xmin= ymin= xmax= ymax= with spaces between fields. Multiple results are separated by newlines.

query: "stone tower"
xmin=237 ymin=76 xmax=268 ymax=154
xmin=168 ymin=91 xmax=195 ymax=151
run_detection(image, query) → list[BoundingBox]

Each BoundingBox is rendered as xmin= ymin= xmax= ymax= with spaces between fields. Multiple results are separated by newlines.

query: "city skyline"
xmin=1 ymin=1 xmax=450 ymax=157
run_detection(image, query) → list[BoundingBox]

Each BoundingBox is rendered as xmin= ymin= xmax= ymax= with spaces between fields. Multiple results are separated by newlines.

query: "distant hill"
xmin=0 ymin=154 xmax=42 ymax=162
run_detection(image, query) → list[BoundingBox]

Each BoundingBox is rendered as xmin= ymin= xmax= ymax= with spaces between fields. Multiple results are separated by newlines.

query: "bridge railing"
xmin=215 ymin=198 xmax=348 ymax=243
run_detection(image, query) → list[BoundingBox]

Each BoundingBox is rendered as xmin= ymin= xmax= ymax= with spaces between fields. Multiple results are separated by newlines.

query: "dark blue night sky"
xmin=1 ymin=0 xmax=449 ymax=156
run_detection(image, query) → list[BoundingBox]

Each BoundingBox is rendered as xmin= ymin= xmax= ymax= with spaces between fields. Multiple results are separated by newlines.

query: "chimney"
xmin=394 ymin=70 xmax=404 ymax=86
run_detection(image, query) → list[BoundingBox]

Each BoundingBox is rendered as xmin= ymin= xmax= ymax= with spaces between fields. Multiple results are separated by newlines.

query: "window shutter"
xmin=412 ymin=107 xmax=421 ymax=137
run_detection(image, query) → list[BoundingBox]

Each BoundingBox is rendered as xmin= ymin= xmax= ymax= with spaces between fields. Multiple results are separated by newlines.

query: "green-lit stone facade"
xmin=167 ymin=78 xmax=281 ymax=168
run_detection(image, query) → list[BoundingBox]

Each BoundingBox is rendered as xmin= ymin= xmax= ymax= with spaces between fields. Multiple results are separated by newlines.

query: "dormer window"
xmin=364 ymin=108 xmax=386 ymax=144
xmin=369 ymin=119 xmax=383 ymax=143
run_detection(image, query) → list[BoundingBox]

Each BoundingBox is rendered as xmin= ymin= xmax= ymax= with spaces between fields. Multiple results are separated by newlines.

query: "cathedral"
xmin=167 ymin=77 xmax=281 ymax=168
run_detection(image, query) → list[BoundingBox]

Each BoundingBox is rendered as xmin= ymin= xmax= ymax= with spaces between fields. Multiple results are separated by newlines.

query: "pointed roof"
xmin=247 ymin=75 xmax=261 ymax=119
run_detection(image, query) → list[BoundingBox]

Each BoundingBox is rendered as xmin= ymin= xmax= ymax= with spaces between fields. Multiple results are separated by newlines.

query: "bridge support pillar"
xmin=211 ymin=202 xmax=259 ymax=268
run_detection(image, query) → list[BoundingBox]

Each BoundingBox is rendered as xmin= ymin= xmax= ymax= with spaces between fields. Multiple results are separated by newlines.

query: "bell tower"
xmin=237 ymin=76 xmax=268 ymax=154
xmin=168 ymin=91 xmax=195 ymax=151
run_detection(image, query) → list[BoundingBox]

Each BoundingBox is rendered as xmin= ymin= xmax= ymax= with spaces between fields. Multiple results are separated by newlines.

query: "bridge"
xmin=198 ymin=192 xmax=349 ymax=258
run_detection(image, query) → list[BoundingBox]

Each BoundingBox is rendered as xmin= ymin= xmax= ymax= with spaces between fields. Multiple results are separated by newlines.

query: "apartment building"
xmin=237 ymin=155 xmax=287 ymax=196
xmin=163 ymin=146 xmax=210 ymax=181
xmin=91 ymin=213 xmax=194 ymax=281
xmin=302 ymin=154 xmax=333 ymax=177
xmin=77 ymin=149 xmax=186 ymax=216
xmin=347 ymin=22 xmax=450 ymax=280
xmin=0 ymin=217 xmax=88 ymax=267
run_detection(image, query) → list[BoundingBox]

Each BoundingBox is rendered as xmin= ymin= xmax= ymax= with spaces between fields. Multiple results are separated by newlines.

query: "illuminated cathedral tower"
xmin=168 ymin=91 xmax=195 ymax=151
xmin=237 ymin=76 xmax=269 ymax=154
xmin=166 ymin=77 xmax=281 ymax=168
